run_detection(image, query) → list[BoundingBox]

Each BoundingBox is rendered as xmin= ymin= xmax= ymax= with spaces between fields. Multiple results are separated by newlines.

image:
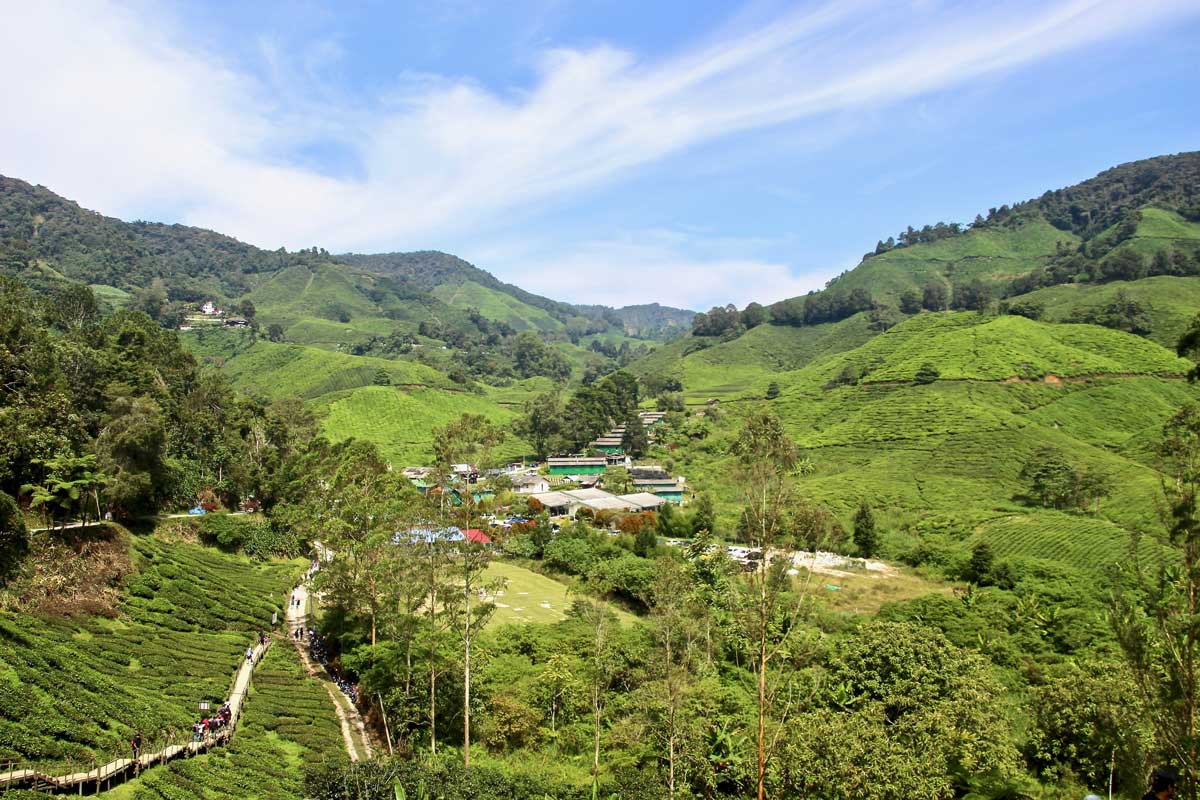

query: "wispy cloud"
xmin=0 ymin=0 xmax=1194 ymax=305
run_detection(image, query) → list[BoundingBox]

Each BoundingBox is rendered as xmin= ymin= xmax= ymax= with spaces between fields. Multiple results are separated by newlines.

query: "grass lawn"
xmin=484 ymin=561 xmax=636 ymax=627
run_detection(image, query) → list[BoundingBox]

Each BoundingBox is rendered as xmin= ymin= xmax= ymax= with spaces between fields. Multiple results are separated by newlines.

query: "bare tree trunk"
xmin=429 ymin=574 xmax=438 ymax=756
xmin=592 ymin=687 xmax=602 ymax=777
xmin=1189 ymin=539 xmax=1198 ymax=800
xmin=463 ymin=568 xmax=472 ymax=768
xmin=757 ymin=593 xmax=767 ymax=800
xmin=667 ymin=635 xmax=677 ymax=800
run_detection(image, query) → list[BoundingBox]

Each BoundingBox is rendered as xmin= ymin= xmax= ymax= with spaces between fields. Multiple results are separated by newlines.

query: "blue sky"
xmin=1 ymin=1 xmax=1197 ymax=309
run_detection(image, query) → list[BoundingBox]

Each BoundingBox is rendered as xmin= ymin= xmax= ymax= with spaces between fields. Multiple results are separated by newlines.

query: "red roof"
xmin=463 ymin=528 xmax=491 ymax=544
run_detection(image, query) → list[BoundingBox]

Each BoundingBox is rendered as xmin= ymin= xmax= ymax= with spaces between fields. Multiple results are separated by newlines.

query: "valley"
xmin=2 ymin=151 xmax=1200 ymax=798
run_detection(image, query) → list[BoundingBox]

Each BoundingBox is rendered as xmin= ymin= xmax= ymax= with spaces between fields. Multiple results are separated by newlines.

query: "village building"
xmin=452 ymin=463 xmax=479 ymax=483
xmin=630 ymin=466 xmax=686 ymax=504
xmin=530 ymin=488 xmax=670 ymax=518
xmin=547 ymin=456 xmax=607 ymax=476
xmin=590 ymin=434 xmax=625 ymax=454
xmin=510 ymin=473 xmax=550 ymax=494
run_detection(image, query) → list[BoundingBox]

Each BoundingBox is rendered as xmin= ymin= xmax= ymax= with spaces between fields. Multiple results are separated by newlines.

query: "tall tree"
xmin=514 ymin=393 xmax=566 ymax=460
xmin=621 ymin=413 xmax=649 ymax=459
xmin=853 ymin=500 xmax=879 ymax=558
xmin=1115 ymin=404 xmax=1200 ymax=798
xmin=648 ymin=557 xmax=700 ymax=799
xmin=452 ymin=539 xmax=503 ymax=768
xmin=728 ymin=411 xmax=812 ymax=800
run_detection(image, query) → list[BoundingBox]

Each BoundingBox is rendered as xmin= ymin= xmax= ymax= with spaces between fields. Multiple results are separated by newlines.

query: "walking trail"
xmin=0 ymin=633 xmax=271 ymax=794
xmin=288 ymin=579 xmax=374 ymax=762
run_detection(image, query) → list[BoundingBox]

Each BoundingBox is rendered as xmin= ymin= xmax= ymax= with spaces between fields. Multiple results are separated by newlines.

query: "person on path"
xmin=1141 ymin=767 xmax=1179 ymax=800
xmin=130 ymin=732 xmax=142 ymax=760
xmin=245 ymin=646 xmax=254 ymax=663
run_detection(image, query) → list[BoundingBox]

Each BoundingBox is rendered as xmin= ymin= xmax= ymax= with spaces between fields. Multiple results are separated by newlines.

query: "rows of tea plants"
xmin=0 ymin=535 xmax=303 ymax=769
xmin=114 ymin=644 xmax=345 ymax=800
xmin=975 ymin=512 xmax=1165 ymax=577
xmin=320 ymin=385 xmax=525 ymax=466
xmin=124 ymin=536 xmax=299 ymax=632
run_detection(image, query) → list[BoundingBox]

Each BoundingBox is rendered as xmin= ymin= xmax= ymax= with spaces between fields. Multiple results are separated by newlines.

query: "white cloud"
xmin=495 ymin=235 xmax=838 ymax=310
xmin=0 ymin=0 xmax=1195 ymax=304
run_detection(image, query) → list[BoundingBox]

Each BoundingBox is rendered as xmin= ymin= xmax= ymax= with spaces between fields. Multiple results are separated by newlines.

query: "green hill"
xmin=1020 ymin=275 xmax=1200 ymax=349
xmin=318 ymin=385 xmax=526 ymax=465
xmin=831 ymin=217 xmax=1076 ymax=307
xmin=432 ymin=279 xmax=565 ymax=332
xmin=245 ymin=263 xmax=472 ymax=346
xmin=783 ymin=312 xmax=1190 ymax=387
xmin=185 ymin=334 xmax=454 ymax=400
xmin=663 ymin=312 xmax=1196 ymax=570
xmin=628 ymin=316 xmax=878 ymax=401
xmin=342 ymin=250 xmax=694 ymax=340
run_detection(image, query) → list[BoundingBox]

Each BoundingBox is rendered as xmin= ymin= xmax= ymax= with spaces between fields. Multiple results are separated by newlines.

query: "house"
xmin=201 ymin=301 xmax=219 ymax=315
xmin=630 ymin=466 xmax=685 ymax=504
xmin=618 ymin=492 xmax=668 ymax=511
xmin=223 ymin=317 xmax=249 ymax=328
xmin=530 ymin=488 xmax=667 ymax=517
xmin=529 ymin=490 xmax=574 ymax=515
xmin=510 ymin=473 xmax=550 ymax=494
xmin=462 ymin=528 xmax=492 ymax=544
xmin=638 ymin=411 xmax=666 ymax=426
xmin=547 ymin=456 xmax=607 ymax=476
xmin=590 ymin=435 xmax=625 ymax=454
xmin=452 ymin=463 xmax=479 ymax=483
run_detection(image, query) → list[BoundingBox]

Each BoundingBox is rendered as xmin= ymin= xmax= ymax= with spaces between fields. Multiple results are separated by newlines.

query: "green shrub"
xmin=0 ymin=491 xmax=28 ymax=580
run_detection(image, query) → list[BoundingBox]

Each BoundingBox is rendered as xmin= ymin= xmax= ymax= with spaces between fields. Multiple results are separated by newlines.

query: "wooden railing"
xmin=0 ymin=637 xmax=271 ymax=795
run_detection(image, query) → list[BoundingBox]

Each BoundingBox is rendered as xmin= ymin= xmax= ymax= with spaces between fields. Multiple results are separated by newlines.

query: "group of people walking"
xmin=191 ymin=701 xmax=232 ymax=742
xmin=308 ymin=630 xmax=358 ymax=703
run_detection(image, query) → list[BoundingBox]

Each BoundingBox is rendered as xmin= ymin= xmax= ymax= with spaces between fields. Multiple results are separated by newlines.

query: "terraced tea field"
xmin=183 ymin=338 xmax=452 ymax=402
xmin=0 ymin=535 xmax=303 ymax=771
xmin=785 ymin=312 xmax=1191 ymax=387
xmin=432 ymin=279 xmax=564 ymax=333
xmin=320 ymin=385 xmax=528 ymax=466
xmin=974 ymin=512 xmax=1168 ymax=577
xmin=102 ymin=644 xmax=345 ymax=800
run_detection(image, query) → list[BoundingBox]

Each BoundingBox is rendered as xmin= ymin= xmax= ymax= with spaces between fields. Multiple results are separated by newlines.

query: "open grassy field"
xmin=319 ymin=385 xmax=528 ymax=466
xmin=484 ymin=561 xmax=635 ymax=627
xmin=100 ymin=643 xmax=345 ymax=800
xmin=0 ymin=531 xmax=303 ymax=772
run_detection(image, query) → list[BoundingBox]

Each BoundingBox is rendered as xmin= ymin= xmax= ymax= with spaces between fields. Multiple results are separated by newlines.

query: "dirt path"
xmin=287 ymin=581 xmax=374 ymax=762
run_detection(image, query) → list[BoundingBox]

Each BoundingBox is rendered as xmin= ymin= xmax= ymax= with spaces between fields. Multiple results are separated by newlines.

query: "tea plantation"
xmin=0 ymin=533 xmax=304 ymax=772
xmin=319 ymin=385 xmax=527 ymax=466
xmin=102 ymin=644 xmax=346 ymax=800
xmin=664 ymin=310 xmax=1200 ymax=582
